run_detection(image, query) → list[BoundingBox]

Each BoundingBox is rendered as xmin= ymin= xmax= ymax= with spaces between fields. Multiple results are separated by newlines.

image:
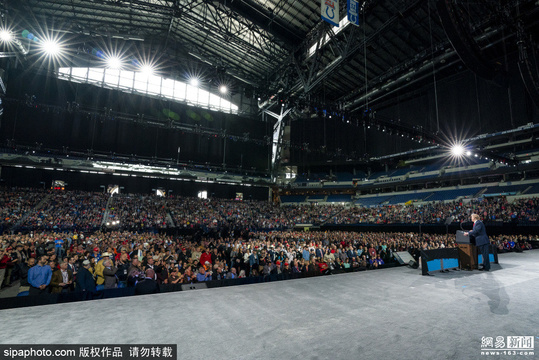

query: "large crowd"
xmin=168 ymin=196 xmax=291 ymax=231
xmin=20 ymin=191 xmax=108 ymax=231
xmin=310 ymin=197 xmax=539 ymax=225
xmin=0 ymin=228 xmax=535 ymax=295
xmin=107 ymin=193 xmax=169 ymax=231
xmin=0 ymin=189 xmax=537 ymax=235
xmin=0 ymin=189 xmax=45 ymax=229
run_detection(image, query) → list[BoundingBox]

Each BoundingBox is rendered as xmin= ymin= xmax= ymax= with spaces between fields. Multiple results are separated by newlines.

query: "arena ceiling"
xmin=3 ymin=0 xmax=538 ymax=117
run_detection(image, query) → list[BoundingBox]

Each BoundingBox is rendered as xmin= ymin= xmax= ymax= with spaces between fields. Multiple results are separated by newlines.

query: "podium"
xmin=456 ymin=230 xmax=477 ymax=270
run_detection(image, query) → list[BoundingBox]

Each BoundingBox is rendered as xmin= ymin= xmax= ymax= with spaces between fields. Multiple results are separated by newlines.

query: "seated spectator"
xmin=196 ymin=266 xmax=212 ymax=282
xmin=168 ymin=267 xmax=183 ymax=285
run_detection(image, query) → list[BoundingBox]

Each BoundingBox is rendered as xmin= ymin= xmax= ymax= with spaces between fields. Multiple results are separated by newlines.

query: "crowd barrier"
xmin=0 ymin=263 xmax=400 ymax=310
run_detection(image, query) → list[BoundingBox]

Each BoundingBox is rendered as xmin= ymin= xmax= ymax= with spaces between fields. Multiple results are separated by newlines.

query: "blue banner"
xmin=321 ymin=0 xmax=339 ymax=27
xmin=347 ymin=0 xmax=360 ymax=26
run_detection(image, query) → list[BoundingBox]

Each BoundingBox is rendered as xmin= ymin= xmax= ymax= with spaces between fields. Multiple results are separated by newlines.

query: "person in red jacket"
xmin=0 ymin=247 xmax=16 ymax=288
xmin=199 ymin=248 xmax=212 ymax=267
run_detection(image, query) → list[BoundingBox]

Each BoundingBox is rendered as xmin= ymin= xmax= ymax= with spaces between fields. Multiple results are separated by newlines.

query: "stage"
xmin=1 ymin=251 xmax=538 ymax=359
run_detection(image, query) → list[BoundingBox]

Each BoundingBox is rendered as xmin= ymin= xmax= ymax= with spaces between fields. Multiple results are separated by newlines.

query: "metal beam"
xmin=259 ymin=0 xmax=425 ymax=111
xmin=265 ymin=107 xmax=291 ymax=180
xmin=211 ymin=0 xmax=304 ymax=49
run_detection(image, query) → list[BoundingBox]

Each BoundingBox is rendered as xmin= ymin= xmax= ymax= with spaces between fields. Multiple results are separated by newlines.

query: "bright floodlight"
xmin=219 ymin=85 xmax=228 ymax=94
xmin=0 ymin=29 xmax=13 ymax=42
xmin=107 ymin=56 xmax=123 ymax=69
xmin=451 ymin=144 xmax=465 ymax=157
xmin=466 ymin=151 xmax=472 ymax=156
xmin=42 ymin=39 xmax=61 ymax=56
xmin=190 ymin=78 xmax=199 ymax=87
xmin=140 ymin=64 xmax=154 ymax=76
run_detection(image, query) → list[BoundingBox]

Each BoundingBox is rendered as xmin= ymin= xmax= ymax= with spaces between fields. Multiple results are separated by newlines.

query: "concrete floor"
xmin=1 ymin=251 xmax=538 ymax=360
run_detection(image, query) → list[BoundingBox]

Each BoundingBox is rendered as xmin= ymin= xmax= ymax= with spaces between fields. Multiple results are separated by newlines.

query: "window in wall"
xmin=58 ymin=67 xmax=239 ymax=114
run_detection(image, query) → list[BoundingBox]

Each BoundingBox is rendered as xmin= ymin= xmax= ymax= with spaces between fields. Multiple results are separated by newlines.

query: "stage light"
xmin=190 ymin=78 xmax=200 ymax=87
xmin=139 ymin=64 xmax=155 ymax=76
xmin=451 ymin=144 xmax=465 ymax=157
xmin=42 ymin=39 xmax=61 ymax=56
xmin=466 ymin=151 xmax=472 ymax=156
xmin=219 ymin=85 xmax=228 ymax=94
xmin=107 ymin=56 xmax=123 ymax=69
xmin=0 ymin=29 xmax=13 ymax=42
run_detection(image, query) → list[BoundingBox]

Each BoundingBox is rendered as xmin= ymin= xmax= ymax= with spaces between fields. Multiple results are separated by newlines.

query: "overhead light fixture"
xmin=190 ymin=78 xmax=200 ymax=87
xmin=139 ymin=64 xmax=155 ymax=76
xmin=42 ymin=39 xmax=62 ymax=56
xmin=450 ymin=144 xmax=465 ymax=157
xmin=106 ymin=56 xmax=123 ymax=69
xmin=0 ymin=29 xmax=13 ymax=42
xmin=219 ymin=85 xmax=228 ymax=94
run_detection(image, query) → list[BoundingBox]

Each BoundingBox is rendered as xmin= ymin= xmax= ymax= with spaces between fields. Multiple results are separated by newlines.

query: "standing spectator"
xmin=130 ymin=244 xmax=144 ymax=262
xmin=1 ymin=247 xmax=17 ymax=288
xmin=76 ymin=260 xmax=95 ymax=292
xmin=134 ymin=269 xmax=160 ymax=295
xmin=115 ymin=253 xmax=130 ymax=288
xmin=199 ymin=248 xmax=212 ymax=267
xmin=127 ymin=258 xmax=143 ymax=286
xmin=18 ymin=257 xmax=36 ymax=294
xmin=0 ymin=247 xmax=10 ymax=288
xmin=302 ymin=246 xmax=310 ymax=262
xmin=50 ymin=262 xmax=74 ymax=293
xmin=95 ymin=252 xmax=112 ymax=289
xmin=12 ymin=244 xmax=27 ymax=282
xmin=54 ymin=237 xmax=65 ymax=259
xmin=145 ymin=256 xmax=157 ymax=274
xmin=102 ymin=259 xmax=118 ymax=289
xmin=67 ymin=256 xmax=78 ymax=280
xmin=368 ymin=244 xmax=377 ymax=259
xmin=28 ymin=255 xmax=52 ymax=296
xmin=92 ymin=247 xmax=101 ymax=261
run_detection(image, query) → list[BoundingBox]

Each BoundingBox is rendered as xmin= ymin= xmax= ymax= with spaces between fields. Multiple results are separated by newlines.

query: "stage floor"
xmin=1 ymin=251 xmax=538 ymax=360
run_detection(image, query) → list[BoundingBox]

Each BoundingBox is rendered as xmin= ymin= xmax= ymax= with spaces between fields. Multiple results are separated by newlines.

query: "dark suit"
xmin=76 ymin=267 xmax=96 ymax=292
xmin=134 ymin=278 xmax=160 ymax=295
xmin=469 ymin=220 xmax=490 ymax=270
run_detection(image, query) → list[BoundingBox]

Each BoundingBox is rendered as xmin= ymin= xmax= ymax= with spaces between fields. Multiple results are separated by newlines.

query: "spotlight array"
xmin=446 ymin=143 xmax=518 ymax=166
xmin=8 ymin=29 xmax=231 ymax=97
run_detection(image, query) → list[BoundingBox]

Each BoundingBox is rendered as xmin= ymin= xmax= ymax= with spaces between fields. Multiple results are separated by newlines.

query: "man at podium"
xmin=464 ymin=213 xmax=490 ymax=271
